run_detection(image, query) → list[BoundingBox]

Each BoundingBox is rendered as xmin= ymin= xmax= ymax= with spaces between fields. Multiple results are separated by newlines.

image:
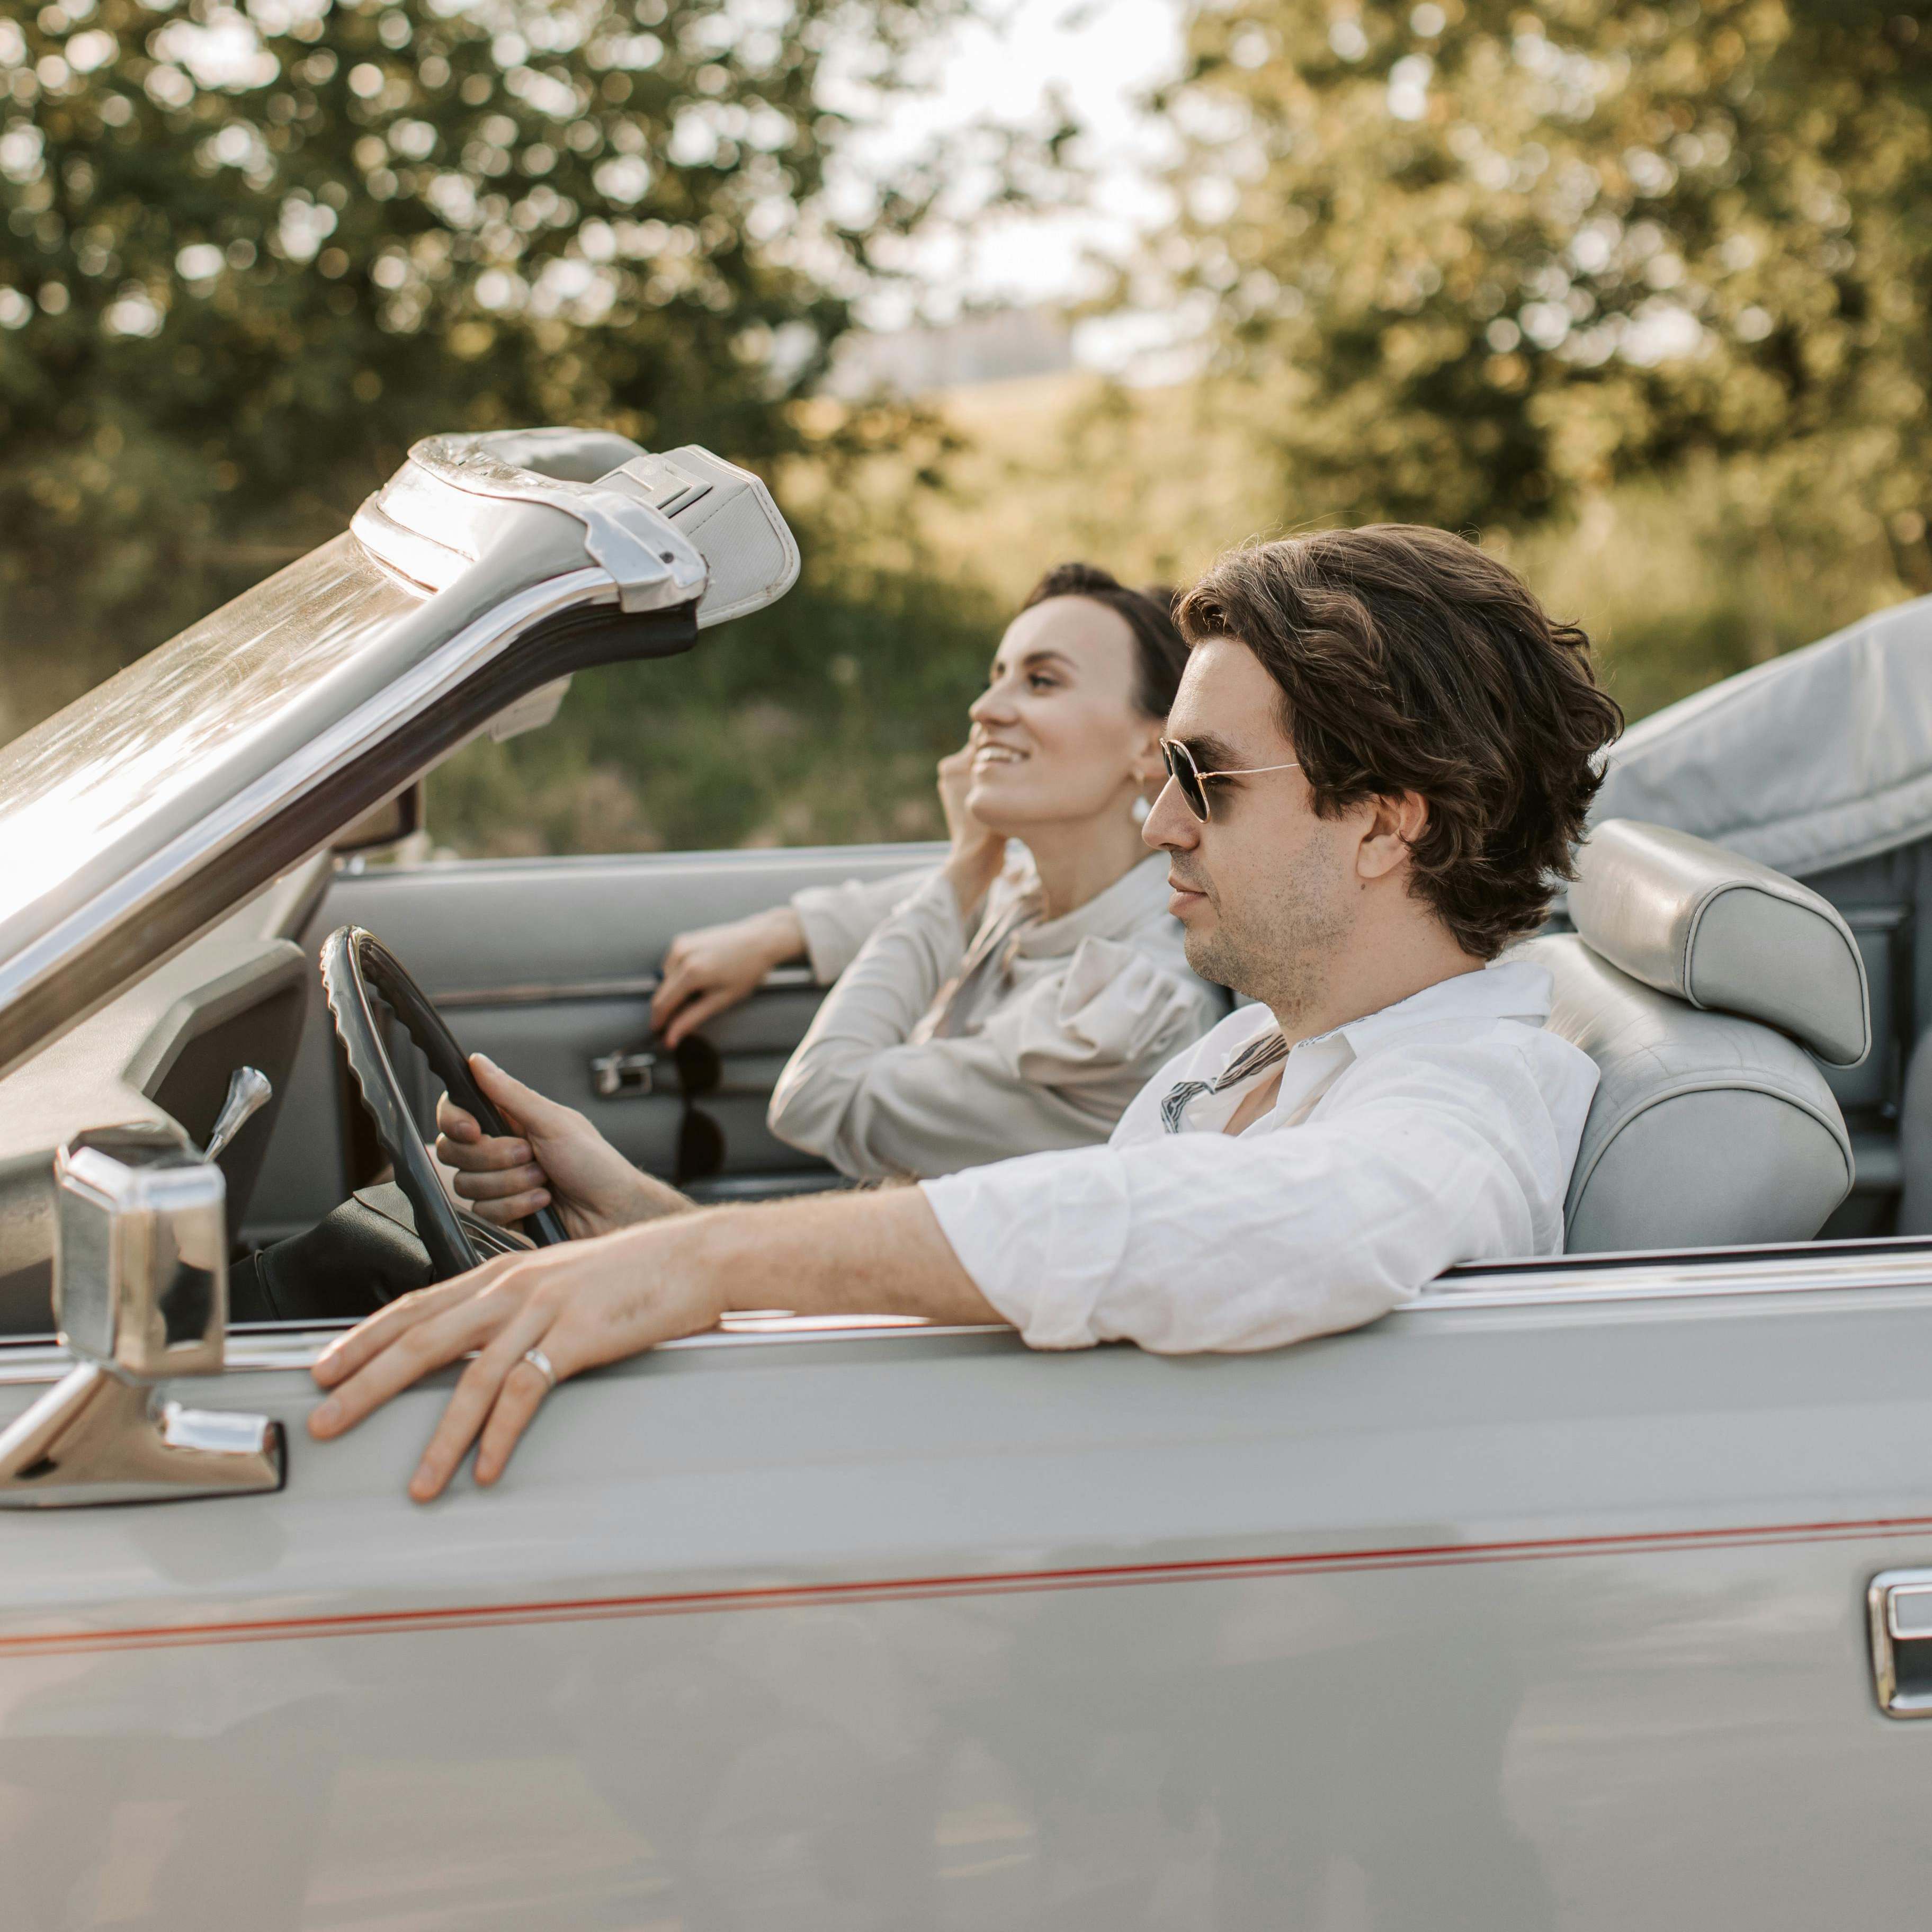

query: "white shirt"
xmin=919 ymin=959 xmax=1599 ymax=1353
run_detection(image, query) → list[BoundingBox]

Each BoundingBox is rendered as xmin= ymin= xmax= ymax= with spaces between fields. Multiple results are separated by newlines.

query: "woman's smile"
xmin=971 ymin=741 xmax=1030 ymax=770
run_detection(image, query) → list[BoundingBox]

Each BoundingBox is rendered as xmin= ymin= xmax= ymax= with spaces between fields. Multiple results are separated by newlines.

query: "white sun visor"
xmin=603 ymin=445 xmax=801 ymax=629
xmin=350 ymin=430 xmax=799 ymax=630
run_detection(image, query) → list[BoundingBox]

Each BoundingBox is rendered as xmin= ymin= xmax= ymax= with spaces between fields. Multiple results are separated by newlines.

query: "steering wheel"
xmin=320 ymin=926 xmax=568 ymax=1278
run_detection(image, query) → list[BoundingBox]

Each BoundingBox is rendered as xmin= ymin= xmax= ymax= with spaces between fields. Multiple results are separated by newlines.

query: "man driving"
xmin=307 ymin=524 xmax=1623 ymax=1500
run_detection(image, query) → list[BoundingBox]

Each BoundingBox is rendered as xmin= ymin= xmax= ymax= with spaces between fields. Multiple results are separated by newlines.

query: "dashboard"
xmin=0 ymin=855 xmax=332 ymax=1335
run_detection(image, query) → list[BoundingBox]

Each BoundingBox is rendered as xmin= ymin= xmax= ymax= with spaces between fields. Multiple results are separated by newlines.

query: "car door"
xmin=5 ymin=1239 xmax=1932 ymax=1930
xmin=244 ymin=841 xmax=944 ymax=1248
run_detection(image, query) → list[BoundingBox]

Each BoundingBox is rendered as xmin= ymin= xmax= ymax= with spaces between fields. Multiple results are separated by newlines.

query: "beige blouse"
xmin=767 ymin=851 xmax=1229 ymax=1182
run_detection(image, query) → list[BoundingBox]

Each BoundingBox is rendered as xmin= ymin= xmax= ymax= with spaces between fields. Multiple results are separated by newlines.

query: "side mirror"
xmin=0 ymin=1123 xmax=284 ymax=1507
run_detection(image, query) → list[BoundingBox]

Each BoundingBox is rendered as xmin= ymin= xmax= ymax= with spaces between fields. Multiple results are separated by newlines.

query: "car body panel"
xmin=3 ymin=1268 xmax=1932 ymax=1927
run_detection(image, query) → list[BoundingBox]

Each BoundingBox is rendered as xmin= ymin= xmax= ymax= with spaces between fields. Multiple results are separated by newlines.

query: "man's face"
xmin=1143 ymin=637 xmax=1359 ymax=1015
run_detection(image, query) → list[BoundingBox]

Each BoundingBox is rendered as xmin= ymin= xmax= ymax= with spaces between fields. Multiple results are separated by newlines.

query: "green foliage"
xmin=0 ymin=0 xmax=950 ymax=714
xmin=426 ymin=551 xmax=1004 ymax=853
xmin=1152 ymin=0 xmax=1932 ymax=581
xmin=10 ymin=0 xmax=1932 ymax=861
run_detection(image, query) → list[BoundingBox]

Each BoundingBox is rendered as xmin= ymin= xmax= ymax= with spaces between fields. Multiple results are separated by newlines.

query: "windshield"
xmin=0 ymin=533 xmax=457 ymax=1060
xmin=0 ymin=541 xmax=424 ymax=936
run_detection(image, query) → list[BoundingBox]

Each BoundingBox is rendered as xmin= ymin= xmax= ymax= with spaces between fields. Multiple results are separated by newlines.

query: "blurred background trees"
xmin=1136 ymin=0 xmax=1932 ymax=715
xmin=3 ymin=0 xmax=1930 ymax=852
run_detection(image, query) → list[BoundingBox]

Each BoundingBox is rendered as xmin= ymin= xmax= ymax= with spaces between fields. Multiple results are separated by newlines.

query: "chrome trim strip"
xmin=434 ymin=963 xmax=818 ymax=1009
xmin=0 ymin=1314 xmax=1009 ymax=1387
xmin=0 ymin=568 xmax=613 ymax=1046
xmin=10 ymin=1245 xmax=1932 ymax=1390
xmin=1411 ymin=1242 xmax=1932 ymax=1309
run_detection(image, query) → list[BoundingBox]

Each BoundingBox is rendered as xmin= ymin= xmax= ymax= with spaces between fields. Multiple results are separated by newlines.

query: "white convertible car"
xmin=3 ymin=430 xmax=1932 ymax=1929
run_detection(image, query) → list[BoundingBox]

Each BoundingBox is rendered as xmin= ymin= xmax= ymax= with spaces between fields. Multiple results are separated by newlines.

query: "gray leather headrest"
xmin=1570 ymin=820 xmax=1870 ymax=1067
xmin=1518 ymin=934 xmax=1853 ymax=1253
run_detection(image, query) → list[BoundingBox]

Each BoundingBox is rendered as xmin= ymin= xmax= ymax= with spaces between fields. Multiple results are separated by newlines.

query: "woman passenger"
xmin=442 ymin=564 xmax=1227 ymax=1214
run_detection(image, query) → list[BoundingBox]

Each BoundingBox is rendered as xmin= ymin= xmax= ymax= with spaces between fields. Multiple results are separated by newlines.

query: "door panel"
xmin=7 ymin=1273 xmax=1932 ymax=1926
xmin=247 ymin=844 xmax=943 ymax=1240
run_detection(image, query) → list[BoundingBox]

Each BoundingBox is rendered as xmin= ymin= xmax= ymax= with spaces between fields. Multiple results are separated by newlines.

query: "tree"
xmin=0 ymin=0 xmax=956 ymax=722
xmin=1143 ymin=0 xmax=1932 ymax=584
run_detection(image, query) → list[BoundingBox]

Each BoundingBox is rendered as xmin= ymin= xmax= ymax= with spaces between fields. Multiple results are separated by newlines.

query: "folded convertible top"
xmin=1591 ymin=593 xmax=1932 ymax=881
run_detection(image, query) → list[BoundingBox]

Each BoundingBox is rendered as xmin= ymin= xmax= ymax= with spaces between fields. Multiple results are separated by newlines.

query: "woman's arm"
xmin=789 ymin=868 xmax=936 ymax=983
xmin=788 ymin=744 xmax=1004 ymax=984
xmin=648 ymin=905 xmax=808 ymax=1049
xmin=768 ymin=919 xmax=1214 ymax=1181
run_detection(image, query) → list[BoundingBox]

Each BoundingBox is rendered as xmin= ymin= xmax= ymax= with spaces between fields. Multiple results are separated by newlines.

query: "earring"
xmin=1130 ymin=794 xmax=1151 ymax=825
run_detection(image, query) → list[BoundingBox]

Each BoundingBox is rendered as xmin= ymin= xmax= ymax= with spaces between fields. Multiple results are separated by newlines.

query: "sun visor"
xmin=351 ymin=431 xmax=799 ymax=632
xmin=351 ymin=430 xmax=708 ymax=614
xmin=603 ymin=446 xmax=801 ymax=628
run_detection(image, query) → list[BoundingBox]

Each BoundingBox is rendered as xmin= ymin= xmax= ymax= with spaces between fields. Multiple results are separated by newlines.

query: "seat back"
xmin=1523 ymin=821 xmax=1870 ymax=1254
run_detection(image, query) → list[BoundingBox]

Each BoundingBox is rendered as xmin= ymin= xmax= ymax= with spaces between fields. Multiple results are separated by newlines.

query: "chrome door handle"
xmin=1868 ymin=1569 xmax=1932 ymax=1715
xmin=591 ymin=1050 xmax=657 ymax=1098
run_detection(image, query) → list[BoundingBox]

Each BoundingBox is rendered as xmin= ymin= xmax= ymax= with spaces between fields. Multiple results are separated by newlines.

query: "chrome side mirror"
xmin=0 ymin=1123 xmax=284 ymax=1507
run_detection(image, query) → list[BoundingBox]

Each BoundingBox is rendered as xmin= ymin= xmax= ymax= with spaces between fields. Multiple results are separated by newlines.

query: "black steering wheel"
xmin=320 ymin=925 xmax=568 ymax=1278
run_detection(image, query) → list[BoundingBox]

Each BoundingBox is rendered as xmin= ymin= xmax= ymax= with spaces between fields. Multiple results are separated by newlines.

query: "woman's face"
xmin=965 ymin=596 xmax=1159 ymax=833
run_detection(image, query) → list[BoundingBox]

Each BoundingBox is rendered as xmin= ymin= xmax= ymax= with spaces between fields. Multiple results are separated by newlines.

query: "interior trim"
xmin=433 ymin=964 xmax=817 ymax=1009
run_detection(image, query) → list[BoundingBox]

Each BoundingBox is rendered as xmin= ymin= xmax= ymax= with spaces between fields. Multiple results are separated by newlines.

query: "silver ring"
xmin=520 ymin=1346 xmax=557 ymax=1392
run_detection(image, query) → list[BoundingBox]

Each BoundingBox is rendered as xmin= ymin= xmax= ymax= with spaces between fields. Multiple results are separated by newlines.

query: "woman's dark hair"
xmin=1176 ymin=526 xmax=1624 ymax=960
xmin=1022 ymin=562 xmax=1189 ymax=719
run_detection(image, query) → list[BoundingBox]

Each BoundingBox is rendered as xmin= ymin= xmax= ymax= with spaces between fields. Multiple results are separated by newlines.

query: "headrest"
xmin=1516 ymin=934 xmax=1853 ymax=1253
xmin=1569 ymin=820 xmax=1870 ymax=1068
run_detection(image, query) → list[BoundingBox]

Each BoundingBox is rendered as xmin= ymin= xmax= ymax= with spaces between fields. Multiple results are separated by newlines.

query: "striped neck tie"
xmin=1161 ymin=1026 xmax=1290 ymax=1133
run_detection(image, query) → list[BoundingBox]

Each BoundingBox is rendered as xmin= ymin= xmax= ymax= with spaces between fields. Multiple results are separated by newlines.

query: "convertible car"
xmin=4 ymin=429 xmax=1932 ymax=1929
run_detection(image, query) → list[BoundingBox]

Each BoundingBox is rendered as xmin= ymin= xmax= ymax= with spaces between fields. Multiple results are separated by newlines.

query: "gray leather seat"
xmin=1515 ymin=820 xmax=1871 ymax=1254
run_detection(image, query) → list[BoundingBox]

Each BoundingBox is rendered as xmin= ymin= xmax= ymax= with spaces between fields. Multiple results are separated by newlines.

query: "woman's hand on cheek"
xmin=305 ymin=1220 xmax=728 ymax=1501
xmin=937 ymin=744 xmax=1006 ymax=915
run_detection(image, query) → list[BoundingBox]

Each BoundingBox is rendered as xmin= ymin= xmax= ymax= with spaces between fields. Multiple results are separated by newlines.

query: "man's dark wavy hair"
xmin=1176 ymin=526 xmax=1624 ymax=960
xmin=1023 ymin=562 xmax=1190 ymax=719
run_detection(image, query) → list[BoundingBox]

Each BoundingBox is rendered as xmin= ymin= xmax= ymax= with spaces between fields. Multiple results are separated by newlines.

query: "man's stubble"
xmin=1182 ymin=836 xmax=1354 ymax=1028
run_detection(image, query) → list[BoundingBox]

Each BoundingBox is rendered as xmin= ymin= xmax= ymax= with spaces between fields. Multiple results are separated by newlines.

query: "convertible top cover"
xmin=1592 ymin=593 xmax=1932 ymax=881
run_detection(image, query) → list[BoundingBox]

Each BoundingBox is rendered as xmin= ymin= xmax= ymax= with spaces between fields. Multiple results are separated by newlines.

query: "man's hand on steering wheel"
xmin=438 ymin=1054 xmax=693 ymax=1239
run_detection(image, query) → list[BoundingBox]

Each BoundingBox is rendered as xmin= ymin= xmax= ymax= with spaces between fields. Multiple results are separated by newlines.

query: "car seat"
xmin=1514 ymin=820 xmax=1872 ymax=1254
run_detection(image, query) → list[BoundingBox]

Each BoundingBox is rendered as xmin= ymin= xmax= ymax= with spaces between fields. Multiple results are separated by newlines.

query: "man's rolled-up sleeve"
xmin=920 ymin=1041 xmax=1564 ymax=1352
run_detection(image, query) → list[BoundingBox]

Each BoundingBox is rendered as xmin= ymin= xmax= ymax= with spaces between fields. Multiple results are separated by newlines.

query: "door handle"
xmin=1868 ymin=1570 xmax=1932 ymax=1716
xmin=591 ymin=1050 xmax=657 ymax=1098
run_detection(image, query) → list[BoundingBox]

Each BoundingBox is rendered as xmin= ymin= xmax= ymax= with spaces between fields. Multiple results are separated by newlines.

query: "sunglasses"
xmin=670 ymin=1034 xmax=726 ymax=1186
xmin=1158 ymin=739 xmax=1302 ymax=823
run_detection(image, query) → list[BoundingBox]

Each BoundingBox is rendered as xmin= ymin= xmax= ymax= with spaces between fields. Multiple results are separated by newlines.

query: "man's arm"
xmin=310 ymin=1035 xmax=1572 ymax=1500
xmin=307 ymin=1186 xmax=997 ymax=1501
xmin=699 ymin=1186 xmax=1000 ymax=1327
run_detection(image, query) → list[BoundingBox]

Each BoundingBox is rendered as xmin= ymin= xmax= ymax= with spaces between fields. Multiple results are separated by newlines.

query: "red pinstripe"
xmin=4 ymin=1509 xmax=1931 ymax=1659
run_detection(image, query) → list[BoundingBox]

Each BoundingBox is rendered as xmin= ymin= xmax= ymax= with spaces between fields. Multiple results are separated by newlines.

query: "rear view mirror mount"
xmin=0 ymin=1122 xmax=285 ymax=1507
xmin=333 ymin=781 xmax=423 ymax=855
